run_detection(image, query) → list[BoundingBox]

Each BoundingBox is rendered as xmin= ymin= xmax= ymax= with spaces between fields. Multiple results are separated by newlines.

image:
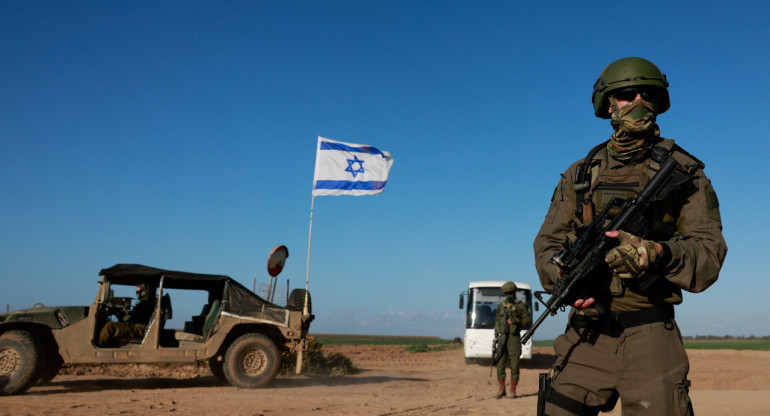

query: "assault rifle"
xmin=490 ymin=308 xmax=509 ymax=375
xmin=521 ymin=152 xmax=681 ymax=344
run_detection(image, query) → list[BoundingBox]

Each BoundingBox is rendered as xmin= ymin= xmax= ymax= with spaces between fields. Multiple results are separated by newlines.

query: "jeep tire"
xmin=223 ymin=333 xmax=280 ymax=388
xmin=0 ymin=330 xmax=42 ymax=395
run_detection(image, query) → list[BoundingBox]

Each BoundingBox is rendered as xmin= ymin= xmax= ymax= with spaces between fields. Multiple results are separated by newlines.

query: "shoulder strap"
xmin=647 ymin=138 xmax=676 ymax=175
xmin=647 ymin=138 xmax=705 ymax=178
xmin=671 ymin=141 xmax=706 ymax=170
xmin=575 ymin=140 xmax=609 ymax=221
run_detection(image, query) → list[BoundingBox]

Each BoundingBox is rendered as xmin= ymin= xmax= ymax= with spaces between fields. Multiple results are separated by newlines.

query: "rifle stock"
xmin=521 ymin=154 xmax=680 ymax=344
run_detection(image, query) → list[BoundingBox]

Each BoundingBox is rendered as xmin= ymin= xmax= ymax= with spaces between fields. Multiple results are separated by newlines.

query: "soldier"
xmin=493 ymin=281 xmax=532 ymax=399
xmin=98 ymin=283 xmax=156 ymax=347
xmin=533 ymin=57 xmax=727 ymax=415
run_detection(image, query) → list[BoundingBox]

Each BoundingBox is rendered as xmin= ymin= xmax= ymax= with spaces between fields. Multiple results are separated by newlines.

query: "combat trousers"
xmin=544 ymin=320 xmax=693 ymax=416
xmin=98 ymin=321 xmax=146 ymax=347
xmin=496 ymin=332 xmax=522 ymax=381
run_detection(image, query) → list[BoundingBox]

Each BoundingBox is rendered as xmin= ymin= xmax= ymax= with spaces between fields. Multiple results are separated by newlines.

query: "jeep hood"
xmin=0 ymin=305 xmax=89 ymax=328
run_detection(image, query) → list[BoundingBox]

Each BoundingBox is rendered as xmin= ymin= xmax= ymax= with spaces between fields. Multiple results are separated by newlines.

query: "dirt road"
xmin=2 ymin=346 xmax=768 ymax=415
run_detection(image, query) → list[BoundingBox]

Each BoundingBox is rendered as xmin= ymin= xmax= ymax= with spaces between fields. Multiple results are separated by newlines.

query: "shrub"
xmin=280 ymin=336 xmax=358 ymax=376
xmin=405 ymin=343 xmax=430 ymax=353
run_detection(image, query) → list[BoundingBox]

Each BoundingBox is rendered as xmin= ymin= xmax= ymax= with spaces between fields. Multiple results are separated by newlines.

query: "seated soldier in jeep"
xmin=98 ymin=283 xmax=156 ymax=347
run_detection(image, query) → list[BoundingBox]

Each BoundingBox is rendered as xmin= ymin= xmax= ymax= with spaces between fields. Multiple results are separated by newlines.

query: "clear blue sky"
xmin=2 ymin=1 xmax=767 ymax=340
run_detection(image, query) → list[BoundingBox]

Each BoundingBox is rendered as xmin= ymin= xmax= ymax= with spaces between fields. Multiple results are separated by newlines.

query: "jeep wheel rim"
xmin=0 ymin=348 xmax=21 ymax=376
xmin=240 ymin=348 xmax=267 ymax=376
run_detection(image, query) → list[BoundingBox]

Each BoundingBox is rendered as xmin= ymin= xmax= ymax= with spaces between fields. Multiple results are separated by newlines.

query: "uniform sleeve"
xmin=494 ymin=303 xmax=503 ymax=334
xmin=661 ymin=168 xmax=727 ymax=292
xmin=533 ymin=164 xmax=579 ymax=292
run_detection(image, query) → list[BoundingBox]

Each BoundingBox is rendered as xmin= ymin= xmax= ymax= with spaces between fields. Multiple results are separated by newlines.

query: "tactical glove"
xmin=605 ymin=231 xmax=658 ymax=279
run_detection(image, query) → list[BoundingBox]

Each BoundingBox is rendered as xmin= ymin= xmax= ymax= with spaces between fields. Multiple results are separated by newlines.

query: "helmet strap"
xmin=608 ymin=96 xmax=620 ymax=118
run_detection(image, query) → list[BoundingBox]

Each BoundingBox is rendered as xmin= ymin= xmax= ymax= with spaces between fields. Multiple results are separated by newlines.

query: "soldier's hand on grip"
xmin=556 ymin=268 xmax=596 ymax=309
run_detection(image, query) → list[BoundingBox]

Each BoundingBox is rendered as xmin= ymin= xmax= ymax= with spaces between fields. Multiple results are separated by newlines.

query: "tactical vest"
xmin=497 ymin=299 xmax=531 ymax=334
xmin=573 ymin=138 xmax=701 ymax=227
xmin=571 ymin=138 xmax=705 ymax=305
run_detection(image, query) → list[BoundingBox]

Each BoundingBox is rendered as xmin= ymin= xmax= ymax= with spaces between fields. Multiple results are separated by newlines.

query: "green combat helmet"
xmin=501 ymin=281 xmax=517 ymax=293
xmin=592 ymin=57 xmax=670 ymax=119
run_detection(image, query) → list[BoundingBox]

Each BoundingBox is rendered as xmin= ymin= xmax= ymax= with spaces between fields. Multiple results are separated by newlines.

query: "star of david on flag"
xmin=312 ymin=136 xmax=394 ymax=196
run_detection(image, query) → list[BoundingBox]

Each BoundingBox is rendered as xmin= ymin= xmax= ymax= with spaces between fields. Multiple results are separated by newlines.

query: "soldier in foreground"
xmin=533 ymin=57 xmax=727 ymax=415
xmin=493 ymin=281 xmax=532 ymax=399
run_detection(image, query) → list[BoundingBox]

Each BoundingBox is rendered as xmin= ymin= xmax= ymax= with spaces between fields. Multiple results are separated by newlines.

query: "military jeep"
xmin=0 ymin=263 xmax=313 ymax=395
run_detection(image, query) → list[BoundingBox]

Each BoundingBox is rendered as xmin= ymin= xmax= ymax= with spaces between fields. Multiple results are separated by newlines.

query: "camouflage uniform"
xmin=533 ymin=139 xmax=727 ymax=415
xmin=495 ymin=298 xmax=532 ymax=381
xmin=98 ymin=296 xmax=155 ymax=347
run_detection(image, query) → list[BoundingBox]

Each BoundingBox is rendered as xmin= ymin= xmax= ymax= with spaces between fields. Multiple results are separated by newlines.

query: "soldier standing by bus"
xmin=493 ymin=281 xmax=532 ymax=399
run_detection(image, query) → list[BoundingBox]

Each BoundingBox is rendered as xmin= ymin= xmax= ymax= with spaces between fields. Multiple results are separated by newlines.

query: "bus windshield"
xmin=466 ymin=287 xmax=531 ymax=329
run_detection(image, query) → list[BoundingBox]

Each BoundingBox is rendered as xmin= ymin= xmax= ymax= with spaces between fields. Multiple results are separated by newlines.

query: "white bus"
xmin=459 ymin=280 xmax=535 ymax=363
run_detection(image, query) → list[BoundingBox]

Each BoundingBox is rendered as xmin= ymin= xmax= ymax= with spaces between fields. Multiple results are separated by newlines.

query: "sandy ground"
xmin=2 ymin=346 xmax=769 ymax=415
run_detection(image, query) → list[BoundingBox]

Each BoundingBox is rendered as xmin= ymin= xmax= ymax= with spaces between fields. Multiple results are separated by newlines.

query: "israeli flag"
xmin=313 ymin=136 xmax=394 ymax=196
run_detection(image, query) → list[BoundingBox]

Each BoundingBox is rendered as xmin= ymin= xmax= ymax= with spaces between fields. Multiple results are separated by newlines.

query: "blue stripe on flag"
xmin=314 ymin=180 xmax=387 ymax=191
xmin=319 ymin=141 xmax=387 ymax=157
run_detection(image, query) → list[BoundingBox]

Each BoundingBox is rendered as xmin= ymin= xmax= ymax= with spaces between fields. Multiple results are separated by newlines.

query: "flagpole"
xmin=304 ymin=193 xmax=314 ymax=311
xmin=305 ymin=134 xmax=320 ymax=313
xmin=297 ymin=134 xmax=320 ymax=375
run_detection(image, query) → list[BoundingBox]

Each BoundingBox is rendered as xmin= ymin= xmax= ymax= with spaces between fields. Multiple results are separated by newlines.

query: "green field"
xmin=528 ymin=339 xmax=770 ymax=350
xmin=312 ymin=335 xmax=770 ymax=351
xmin=533 ymin=339 xmax=770 ymax=350
xmin=683 ymin=340 xmax=770 ymax=350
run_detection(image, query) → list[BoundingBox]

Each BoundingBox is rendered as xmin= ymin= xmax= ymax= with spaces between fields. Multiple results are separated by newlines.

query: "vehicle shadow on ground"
xmin=28 ymin=374 xmax=429 ymax=395
xmin=28 ymin=377 xmax=226 ymax=395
